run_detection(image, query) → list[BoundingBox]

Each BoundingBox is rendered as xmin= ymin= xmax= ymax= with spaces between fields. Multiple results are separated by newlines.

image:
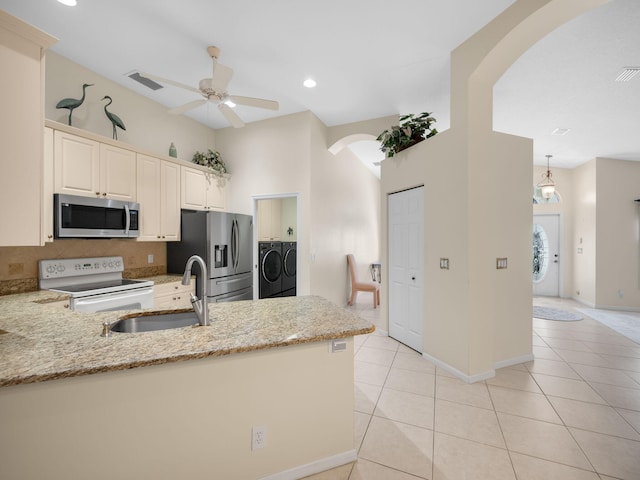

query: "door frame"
xmin=387 ymin=186 xmax=425 ymax=352
xmin=533 ymin=213 xmax=563 ymax=297
xmin=252 ymin=192 xmax=300 ymax=300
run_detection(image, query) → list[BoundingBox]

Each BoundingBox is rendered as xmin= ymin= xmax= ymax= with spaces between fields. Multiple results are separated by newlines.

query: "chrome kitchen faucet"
xmin=182 ymin=255 xmax=209 ymax=326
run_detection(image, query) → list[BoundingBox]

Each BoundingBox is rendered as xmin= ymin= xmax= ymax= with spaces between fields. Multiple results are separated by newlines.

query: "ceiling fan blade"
xmin=139 ymin=72 xmax=201 ymax=95
xmin=229 ymin=95 xmax=279 ymax=111
xmin=168 ymin=99 xmax=208 ymax=115
xmin=219 ymin=103 xmax=245 ymax=128
xmin=211 ymin=62 xmax=234 ymax=92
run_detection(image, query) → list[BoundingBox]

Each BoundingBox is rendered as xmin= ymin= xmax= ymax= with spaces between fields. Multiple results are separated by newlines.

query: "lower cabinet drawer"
xmin=153 ymin=281 xmax=194 ymax=308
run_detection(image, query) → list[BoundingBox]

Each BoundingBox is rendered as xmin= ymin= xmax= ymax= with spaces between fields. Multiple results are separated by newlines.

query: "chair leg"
xmin=349 ymin=290 xmax=357 ymax=306
xmin=372 ymin=291 xmax=376 ymax=308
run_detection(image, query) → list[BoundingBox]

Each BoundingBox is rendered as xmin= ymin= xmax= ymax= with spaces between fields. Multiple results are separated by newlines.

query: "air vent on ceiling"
xmin=127 ymin=72 xmax=164 ymax=91
xmin=615 ymin=67 xmax=640 ymax=82
xmin=551 ymin=127 xmax=571 ymax=136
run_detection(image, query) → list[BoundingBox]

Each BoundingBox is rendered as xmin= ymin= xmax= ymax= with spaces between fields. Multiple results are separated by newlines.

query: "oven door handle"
xmin=124 ymin=204 xmax=131 ymax=234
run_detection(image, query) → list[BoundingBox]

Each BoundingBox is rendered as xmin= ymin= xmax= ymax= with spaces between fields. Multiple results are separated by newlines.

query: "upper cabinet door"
xmin=54 ymin=131 xmax=100 ymax=197
xmin=99 ymin=143 xmax=136 ymax=201
xmin=54 ymin=131 xmax=136 ymax=200
xmin=181 ymin=166 xmax=208 ymax=210
xmin=161 ymin=161 xmax=181 ymax=241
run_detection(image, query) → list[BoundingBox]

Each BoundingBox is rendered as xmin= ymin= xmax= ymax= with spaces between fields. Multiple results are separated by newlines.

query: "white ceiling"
xmin=1 ymin=0 xmax=638 ymax=171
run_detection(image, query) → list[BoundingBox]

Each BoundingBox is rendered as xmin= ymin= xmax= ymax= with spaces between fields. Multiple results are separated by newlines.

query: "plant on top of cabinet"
xmin=376 ymin=112 xmax=438 ymax=158
xmin=192 ymin=149 xmax=228 ymax=176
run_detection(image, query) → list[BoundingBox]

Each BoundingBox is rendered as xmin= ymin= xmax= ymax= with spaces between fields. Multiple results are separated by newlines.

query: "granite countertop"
xmin=0 ymin=289 xmax=374 ymax=388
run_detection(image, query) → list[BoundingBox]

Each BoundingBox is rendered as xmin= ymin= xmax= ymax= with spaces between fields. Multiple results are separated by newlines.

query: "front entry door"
xmin=533 ymin=214 xmax=560 ymax=296
xmin=388 ymin=187 xmax=424 ymax=352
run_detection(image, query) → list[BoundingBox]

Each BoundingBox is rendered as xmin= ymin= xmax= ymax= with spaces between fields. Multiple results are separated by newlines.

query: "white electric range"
xmin=39 ymin=256 xmax=154 ymax=312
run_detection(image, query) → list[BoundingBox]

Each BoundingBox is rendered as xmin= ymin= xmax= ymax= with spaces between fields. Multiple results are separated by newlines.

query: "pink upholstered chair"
xmin=347 ymin=254 xmax=380 ymax=308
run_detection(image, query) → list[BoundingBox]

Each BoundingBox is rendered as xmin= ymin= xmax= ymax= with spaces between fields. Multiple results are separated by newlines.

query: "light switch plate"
xmin=496 ymin=258 xmax=508 ymax=269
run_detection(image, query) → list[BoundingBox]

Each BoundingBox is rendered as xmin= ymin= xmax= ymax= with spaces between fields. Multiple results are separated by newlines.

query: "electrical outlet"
xmin=252 ymin=425 xmax=266 ymax=450
xmin=147 ymin=254 xmax=154 ymax=264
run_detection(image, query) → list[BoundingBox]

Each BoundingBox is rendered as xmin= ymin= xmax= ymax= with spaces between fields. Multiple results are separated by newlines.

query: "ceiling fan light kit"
xmin=141 ymin=46 xmax=279 ymax=128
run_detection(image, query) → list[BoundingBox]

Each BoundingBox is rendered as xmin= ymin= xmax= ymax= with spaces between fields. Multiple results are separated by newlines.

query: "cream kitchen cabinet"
xmin=153 ymin=280 xmax=195 ymax=308
xmin=257 ymin=198 xmax=282 ymax=241
xmin=181 ymin=166 xmax=226 ymax=211
xmin=43 ymin=127 xmax=55 ymax=243
xmin=0 ymin=11 xmax=56 ymax=246
xmin=54 ymin=131 xmax=137 ymax=201
xmin=136 ymin=154 xmax=180 ymax=241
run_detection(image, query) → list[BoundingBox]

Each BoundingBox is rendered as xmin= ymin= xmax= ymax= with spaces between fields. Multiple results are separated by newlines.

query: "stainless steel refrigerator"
xmin=167 ymin=210 xmax=253 ymax=302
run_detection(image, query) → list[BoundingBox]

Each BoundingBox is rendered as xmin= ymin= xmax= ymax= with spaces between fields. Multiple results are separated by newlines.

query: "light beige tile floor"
xmin=304 ymin=296 xmax=640 ymax=480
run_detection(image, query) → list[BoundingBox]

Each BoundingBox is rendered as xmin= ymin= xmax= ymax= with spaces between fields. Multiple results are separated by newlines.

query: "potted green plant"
xmin=376 ymin=112 xmax=438 ymax=157
xmin=192 ymin=149 xmax=228 ymax=176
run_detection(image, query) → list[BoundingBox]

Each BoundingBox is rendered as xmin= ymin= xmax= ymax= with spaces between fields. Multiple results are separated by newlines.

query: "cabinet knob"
xmin=63 ymin=304 xmax=69 ymax=308
xmin=95 ymin=192 xmax=101 ymax=196
xmin=47 ymin=234 xmax=53 ymax=239
xmin=102 ymin=193 xmax=107 ymax=197
xmin=157 ymin=235 xmax=161 ymax=239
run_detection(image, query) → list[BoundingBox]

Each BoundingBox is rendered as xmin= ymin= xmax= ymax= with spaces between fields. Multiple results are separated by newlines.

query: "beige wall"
xmin=215 ymin=111 xmax=381 ymax=306
xmin=595 ymin=158 xmax=640 ymax=309
xmin=311 ymin=115 xmax=381 ymax=304
xmin=573 ymin=159 xmax=598 ymax=305
xmin=45 ymin=52 xmax=216 ymax=162
xmin=381 ymin=129 xmax=532 ymax=378
xmin=0 ymin=340 xmax=355 ymax=480
xmin=280 ymin=197 xmax=298 ymax=241
xmin=534 ymin=158 xmax=640 ymax=311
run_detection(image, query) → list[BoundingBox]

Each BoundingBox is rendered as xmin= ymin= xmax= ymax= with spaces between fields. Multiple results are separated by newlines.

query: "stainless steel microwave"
xmin=54 ymin=193 xmax=140 ymax=238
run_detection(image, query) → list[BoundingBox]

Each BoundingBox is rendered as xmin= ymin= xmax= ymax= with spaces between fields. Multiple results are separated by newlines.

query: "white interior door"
xmin=388 ymin=187 xmax=424 ymax=352
xmin=533 ymin=214 xmax=560 ymax=296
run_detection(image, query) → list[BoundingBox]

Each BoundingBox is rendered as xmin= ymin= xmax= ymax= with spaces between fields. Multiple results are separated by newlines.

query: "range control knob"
xmin=46 ymin=265 xmax=56 ymax=274
xmin=56 ymin=265 xmax=65 ymax=273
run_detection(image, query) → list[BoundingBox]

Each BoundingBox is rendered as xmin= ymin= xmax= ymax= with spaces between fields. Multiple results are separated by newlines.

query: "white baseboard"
xmin=572 ymin=296 xmax=595 ymax=308
xmin=421 ymin=352 xmax=534 ymax=383
xmin=421 ymin=352 xmax=495 ymax=384
xmin=258 ymin=450 xmax=356 ymax=480
xmin=495 ymin=353 xmax=534 ymax=370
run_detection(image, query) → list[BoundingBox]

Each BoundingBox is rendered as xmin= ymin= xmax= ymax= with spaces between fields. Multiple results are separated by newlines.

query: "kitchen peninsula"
xmin=0 ymin=293 xmax=373 ymax=480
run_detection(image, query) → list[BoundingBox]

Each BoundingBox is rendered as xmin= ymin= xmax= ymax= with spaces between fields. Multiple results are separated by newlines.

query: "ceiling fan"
xmin=142 ymin=46 xmax=279 ymax=128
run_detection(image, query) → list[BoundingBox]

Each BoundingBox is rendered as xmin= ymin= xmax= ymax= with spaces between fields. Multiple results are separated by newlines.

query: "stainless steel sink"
xmin=110 ymin=311 xmax=200 ymax=333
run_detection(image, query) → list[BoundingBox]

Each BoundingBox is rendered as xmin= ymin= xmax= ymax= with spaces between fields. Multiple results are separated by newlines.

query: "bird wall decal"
xmin=101 ymin=96 xmax=126 ymax=140
xmin=55 ymin=83 xmax=93 ymax=126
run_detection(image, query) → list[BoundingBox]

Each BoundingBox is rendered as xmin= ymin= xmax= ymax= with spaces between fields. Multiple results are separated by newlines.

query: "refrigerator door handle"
xmin=231 ymin=218 xmax=239 ymax=270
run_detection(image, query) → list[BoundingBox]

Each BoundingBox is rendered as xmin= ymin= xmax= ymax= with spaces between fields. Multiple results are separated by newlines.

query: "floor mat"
xmin=533 ymin=306 xmax=583 ymax=321
xmin=576 ymin=308 xmax=640 ymax=345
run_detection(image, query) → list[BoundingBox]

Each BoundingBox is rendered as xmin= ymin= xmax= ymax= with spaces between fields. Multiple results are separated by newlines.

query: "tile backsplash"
xmin=0 ymin=240 xmax=166 ymax=295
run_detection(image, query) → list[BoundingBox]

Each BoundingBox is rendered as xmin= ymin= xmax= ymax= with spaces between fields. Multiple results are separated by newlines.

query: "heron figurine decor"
xmin=101 ymin=95 xmax=126 ymax=140
xmin=55 ymin=83 xmax=93 ymax=126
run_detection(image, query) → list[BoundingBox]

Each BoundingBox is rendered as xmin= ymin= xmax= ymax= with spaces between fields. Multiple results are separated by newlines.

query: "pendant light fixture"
xmin=538 ymin=154 xmax=556 ymax=199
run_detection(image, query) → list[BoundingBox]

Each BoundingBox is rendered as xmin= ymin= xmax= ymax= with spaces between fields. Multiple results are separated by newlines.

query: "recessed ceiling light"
xmin=57 ymin=0 xmax=77 ymax=6
xmin=551 ymin=127 xmax=571 ymax=136
xmin=615 ymin=67 xmax=640 ymax=82
xmin=303 ymin=78 xmax=317 ymax=88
